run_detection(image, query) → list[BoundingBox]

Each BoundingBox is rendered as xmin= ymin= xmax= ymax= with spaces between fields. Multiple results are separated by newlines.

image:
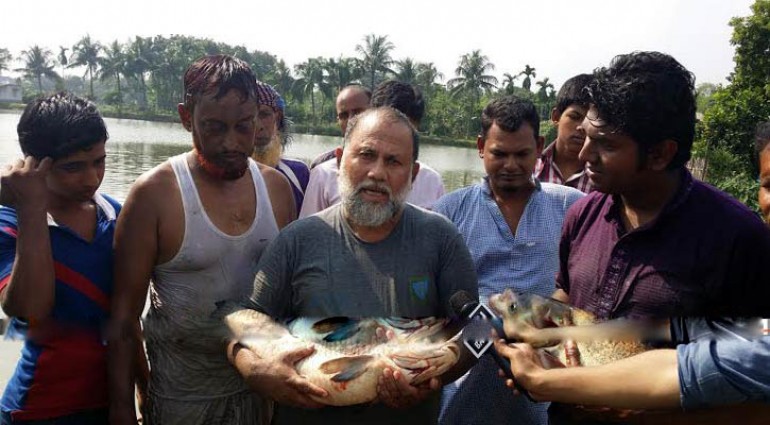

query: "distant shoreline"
xmin=0 ymin=105 xmax=476 ymax=149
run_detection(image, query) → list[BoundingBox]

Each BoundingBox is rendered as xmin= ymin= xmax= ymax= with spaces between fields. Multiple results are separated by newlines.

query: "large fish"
xmin=488 ymin=289 xmax=651 ymax=367
xmin=222 ymin=307 xmax=461 ymax=406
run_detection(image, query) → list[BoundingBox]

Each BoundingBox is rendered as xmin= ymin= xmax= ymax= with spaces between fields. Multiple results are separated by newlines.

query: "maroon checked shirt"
xmin=556 ymin=170 xmax=770 ymax=320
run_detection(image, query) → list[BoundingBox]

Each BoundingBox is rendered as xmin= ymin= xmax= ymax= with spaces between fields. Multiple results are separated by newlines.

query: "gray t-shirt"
xmin=249 ymin=203 xmax=479 ymax=424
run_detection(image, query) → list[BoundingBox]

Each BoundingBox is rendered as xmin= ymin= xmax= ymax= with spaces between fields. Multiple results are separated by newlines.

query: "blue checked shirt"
xmin=434 ymin=178 xmax=584 ymax=425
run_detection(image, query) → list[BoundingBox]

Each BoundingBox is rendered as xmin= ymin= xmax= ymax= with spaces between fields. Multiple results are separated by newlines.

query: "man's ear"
xmin=647 ymin=139 xmax=679 ymax=171
xmin=476 ymin=136 xmax=485 ymax=157
xmin=550 ymin=107 xmax=560 ymax=124
xmin=178 ymin=103 xmax=192 ymax=132
xmin=335 ymin=146 xmax=343 ymax=168
xmin=411 ymin=160 xmax=421 ymax=183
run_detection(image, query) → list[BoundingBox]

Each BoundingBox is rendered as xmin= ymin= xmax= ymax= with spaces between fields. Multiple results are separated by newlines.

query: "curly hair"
xmin=588 ymin=51 xmax=696 ymax=169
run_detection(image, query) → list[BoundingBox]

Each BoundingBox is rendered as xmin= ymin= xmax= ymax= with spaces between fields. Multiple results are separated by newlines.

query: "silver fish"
xmin=223 ymin=307 xmax=461 ymax=406
xmin=488 ymin=289 xmax=649 ymax=367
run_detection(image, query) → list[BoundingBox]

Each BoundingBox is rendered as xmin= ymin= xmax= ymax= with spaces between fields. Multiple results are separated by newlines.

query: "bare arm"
xmin=495 ymin=341 xmax=680 ymax=410
xmin=259 ymin=164 xmax=296 ymax=229
xmin=0 ymin=157 xmax=55 ymax=320
xmin=108 ymin=177 xmax=160 ymax=425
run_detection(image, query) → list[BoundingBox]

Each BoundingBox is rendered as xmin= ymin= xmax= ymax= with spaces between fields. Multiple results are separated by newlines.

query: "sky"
xmin=0 ymin=0 xmax=756 ymax=89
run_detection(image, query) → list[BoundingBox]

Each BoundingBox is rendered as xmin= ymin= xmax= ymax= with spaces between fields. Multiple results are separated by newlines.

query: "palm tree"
xmin=324 ymin=57 xmax=361 ymax=92
xmin=69 ymin=35 xmax=103 ymax=99
xmin=415 ymin=62 xmax=444 ymax=96
xmin=536 ymin=77 xmax=554 ymax=101
xmin=395 ymin=58 xmax=419 ymax=85
xmin=293 ymin=57 xmax=328 ymax=123
xmin=16 ymin=46 xmax=60 ymax=95
xmin=270 ymin=60 xmax=295 ymax=100
xmin=447 ymin=50 xmax=498 ymax=106
xmin=98 ymin=41 xmax=128 ymax=109
xmin=355 ymin=34 xmax=395 ymax=89
xmin=502 ymin=73 xmax=518 ymax=94
xmin=519 ymin=64 xmax=536 ymax=91
xmin=125 ymin=36 xmax=154 ymax=109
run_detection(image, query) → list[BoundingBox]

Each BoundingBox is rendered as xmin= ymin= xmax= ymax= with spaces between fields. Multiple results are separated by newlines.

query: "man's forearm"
xmin=536 ymin=349 xmax=680 ymax=409
xmin=109 ymin=320 xmax=142 ymax=416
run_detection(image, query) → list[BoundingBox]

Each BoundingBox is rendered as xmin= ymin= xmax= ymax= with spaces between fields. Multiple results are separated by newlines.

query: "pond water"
xmin=0 ymin=111 xmax=485 ymax=202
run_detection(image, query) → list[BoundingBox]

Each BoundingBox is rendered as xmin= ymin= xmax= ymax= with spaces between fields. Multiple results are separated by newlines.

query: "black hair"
xmin=371 ymin=80 xmax=425 ymax=125
xmin=480 ymin=96 xmax=540 ymax=140
xmin=183 ymin=54 xmax=258 ymax=111
xmin=756 ymin=121 xmax=770 ymax=160
xmin=588 ymin=51 xmax=696 ymax=170
xmin=340 ymin=83 xmax=372 ymax=100
xmin=344 ymin=106 xmax=419 ymax=162
xmin=554 ymin=73 xmax=593 ymax=116
xmin=17 ymin=91 xmax=108 ymax=160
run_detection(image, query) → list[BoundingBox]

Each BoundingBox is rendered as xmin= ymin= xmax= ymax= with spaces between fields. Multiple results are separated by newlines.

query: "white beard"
xmin=338 ymin=165 xmax=412 ymax=227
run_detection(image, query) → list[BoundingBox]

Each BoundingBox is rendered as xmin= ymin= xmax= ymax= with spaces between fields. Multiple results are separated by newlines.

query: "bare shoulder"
xmin=127 ymin=160 xmax=178 ymax=203
xmin=257 ymin=163 xmax=290 ymax=187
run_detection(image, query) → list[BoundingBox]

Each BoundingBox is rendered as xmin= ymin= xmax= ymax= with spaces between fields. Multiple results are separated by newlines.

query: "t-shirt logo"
xmin=409 ymin=276 xmax=430 ymax=301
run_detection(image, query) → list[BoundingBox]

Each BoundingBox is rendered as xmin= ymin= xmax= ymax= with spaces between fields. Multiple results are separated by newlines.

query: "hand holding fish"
xmin=376 ymin=368 xmax=440 ymax=409
xmin=230 ymin=340 xmax=329 ymax=409
xmin=494 ymin=340 xmax=558 ymax=402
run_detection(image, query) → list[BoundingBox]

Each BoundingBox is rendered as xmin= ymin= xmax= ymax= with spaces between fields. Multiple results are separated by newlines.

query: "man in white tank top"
xmin=108 ymin=55 xmax=296 ymax=425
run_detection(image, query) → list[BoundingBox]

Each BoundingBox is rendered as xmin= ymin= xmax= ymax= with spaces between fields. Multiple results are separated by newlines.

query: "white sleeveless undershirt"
xmin=144 ymin=154 xmax=278 ymax=401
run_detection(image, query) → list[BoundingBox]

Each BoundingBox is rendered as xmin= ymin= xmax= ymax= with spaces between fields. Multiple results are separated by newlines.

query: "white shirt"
xmin=298 ymin=158 xmax=446 ymax=218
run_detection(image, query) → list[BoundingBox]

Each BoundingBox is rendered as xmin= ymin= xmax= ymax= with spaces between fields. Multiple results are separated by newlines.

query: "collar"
xmin=481 ymin=175 xmax=542 ymax=197
xmin=604 ymin=168 xmax=694 ymax=229
xmin=47 ymin=193 xmax=116 ymax=227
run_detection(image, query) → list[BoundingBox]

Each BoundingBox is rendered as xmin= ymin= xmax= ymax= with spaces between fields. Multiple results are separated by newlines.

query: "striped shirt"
xmin=534 ymin=142 xmax=593 ymax=193
xmin=0 ymin=194 xmax=120 ymax=421
xmin=434 ymin=178 xmax=584 ymax=425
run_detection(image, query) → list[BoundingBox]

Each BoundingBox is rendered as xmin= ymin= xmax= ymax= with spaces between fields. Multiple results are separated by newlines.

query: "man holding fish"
xmin=229 ymin=106 xmax=479 ymax=424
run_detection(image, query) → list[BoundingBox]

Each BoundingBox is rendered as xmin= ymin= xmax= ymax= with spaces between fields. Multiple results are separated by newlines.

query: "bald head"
xmin=336 ymin=85 xmax=371 ymax=134
xmin=344 ymin=106 xmax=419 ymax=162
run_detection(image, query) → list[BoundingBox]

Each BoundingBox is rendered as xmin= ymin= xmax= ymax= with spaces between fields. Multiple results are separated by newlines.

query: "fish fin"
xmin=319 ymin=355 xmax=374 ymax=382
xmin=320 ymin=319 xmax=361 ymax=342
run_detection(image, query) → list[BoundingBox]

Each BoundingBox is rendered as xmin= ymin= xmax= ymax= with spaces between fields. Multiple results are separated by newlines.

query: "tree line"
xmin=0 ymin=34 xmax=558 ymax=140
xmin=1 ymin=0 xmax=768 ymax=214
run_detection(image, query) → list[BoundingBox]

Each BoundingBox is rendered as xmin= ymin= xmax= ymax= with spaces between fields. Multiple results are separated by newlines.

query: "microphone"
xmin=449 ymin=291 xmax=537 ymax=402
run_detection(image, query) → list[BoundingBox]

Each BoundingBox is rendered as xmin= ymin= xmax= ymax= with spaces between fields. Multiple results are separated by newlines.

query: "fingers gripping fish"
xmin=221 ymin=305 xmax=461 ymax=406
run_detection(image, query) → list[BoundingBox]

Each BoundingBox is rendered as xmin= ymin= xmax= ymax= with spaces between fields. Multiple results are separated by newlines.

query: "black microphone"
xmin=449 ymin=291 xmax=537 ymax=402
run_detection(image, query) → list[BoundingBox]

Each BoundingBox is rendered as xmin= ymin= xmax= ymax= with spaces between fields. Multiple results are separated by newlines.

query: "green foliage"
xmin=694 ymin=0 xmax=770 ymax=210
xmin=0 ymin=48 xmax=12 ymax=75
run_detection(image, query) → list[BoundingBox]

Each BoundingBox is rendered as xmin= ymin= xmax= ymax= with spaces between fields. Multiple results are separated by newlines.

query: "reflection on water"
xmin=0 ymin=111 xmax=484 ymax=202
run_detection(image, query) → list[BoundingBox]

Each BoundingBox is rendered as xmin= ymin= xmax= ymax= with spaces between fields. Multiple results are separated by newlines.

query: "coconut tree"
xmin=536 ymin=77 xmax=555 ymax=101
xmin=98 ymin=40 xmax=128 ymax=108
xmin=518 ymin=64 xmax=536 ymax=91
xmin=415 ymin=62 xmax=444 ymax=97
xmin=125 ymin=36 xmax=154 ymax=109
xmin=355 ymin=34 xmax=395 ymax=89
xmin=293 ymin=57 xmax=329 ymax=123
xmin=324 ymin=57 xmax=361 ymax=92
xmin=502 ymin=73 xmax=519 ymax=94
xmin=69 ymin=35 xmax=103 ymax=99
xmin=447 ymin=50 xmax=498 ymax=106
xmin=395 ymin=57 xmax=419 ymax=85
xmin=16 ymin=46 xmax=60 ymax=95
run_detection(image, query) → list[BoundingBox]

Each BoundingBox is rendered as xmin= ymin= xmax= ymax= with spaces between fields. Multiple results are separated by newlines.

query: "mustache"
xmin=354 ymin=180 xmax=393 ymax=197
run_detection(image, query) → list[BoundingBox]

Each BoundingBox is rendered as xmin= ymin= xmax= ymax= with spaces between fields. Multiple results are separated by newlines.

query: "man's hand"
xmin=0 ymin=157 xmax=52 ymax=212
xmin=376 ymin=368 xmax=440 ymax=409
xmin=233 ymin=342 xmax=328 ymax=409
xmin=494 ymin=340 xmax=551 ymax=400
